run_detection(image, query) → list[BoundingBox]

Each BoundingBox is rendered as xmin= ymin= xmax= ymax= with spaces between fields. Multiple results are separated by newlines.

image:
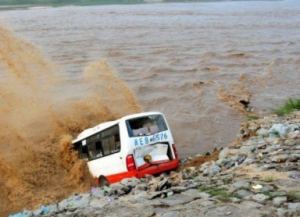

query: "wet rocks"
xmin=272 ymin=197 xmax=287 ymax=206
xmin=288 ymin=203 xmax=300 ymax=210
xmin=252 ymin=194 xmax=270 ymax=203
xmin=230 ymin=181 xmax=250 ymax=191
xmin=235 ymin=189 xmax=253 ymax=198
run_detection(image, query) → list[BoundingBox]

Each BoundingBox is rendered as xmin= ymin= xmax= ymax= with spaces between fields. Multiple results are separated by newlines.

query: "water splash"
xmin=0 ymin=24 xmax=141 ymax=215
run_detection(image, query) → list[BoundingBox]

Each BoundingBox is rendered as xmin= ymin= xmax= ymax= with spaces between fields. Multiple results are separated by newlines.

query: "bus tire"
xmin=99 ymin=176 xmax=110 ymax=187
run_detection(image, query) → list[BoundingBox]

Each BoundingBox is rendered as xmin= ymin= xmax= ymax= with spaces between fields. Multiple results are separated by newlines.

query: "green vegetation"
xmin=247 ymin=115 xmax=259 ymax=121
xmin=198 ymin=185 xmax=210 ymax=192
xmin=261 ymin=191 xmax=272 ymax=197
xmin=261 ymin=176 xmax=275 ymax=183
xmin=222 ymin=178 xmax=231 ymax=185
xmin=287 ymin=191 xmax=300 ymax=202
xmin=207 ymin=188 xmax=239 ymax=202
xmin=273 ymin=98 xmax=300 ymax=116
xmin=207 ymin=188 xmax=228 ymax=197
xmin=199 ymin=186 xmax=238 ymax=202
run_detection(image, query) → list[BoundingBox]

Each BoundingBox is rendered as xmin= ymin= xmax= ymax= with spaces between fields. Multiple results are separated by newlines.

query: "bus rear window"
xmin=126 ymin=115 xmax=168 ymax=137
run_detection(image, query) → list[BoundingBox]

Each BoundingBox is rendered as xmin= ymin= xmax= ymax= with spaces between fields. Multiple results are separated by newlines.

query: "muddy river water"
xmin=1 ymin=0 xmax=300 ymax=157
xmin=0 ymin=0 xmax=300 ymax=215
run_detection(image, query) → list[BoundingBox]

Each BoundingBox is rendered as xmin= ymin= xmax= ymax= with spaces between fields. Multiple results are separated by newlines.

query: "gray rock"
xmin=200 ymin=162 xmax=209 ymax=172
xmin=216 ymin=158 xmax=230 ymax=167
xmin=238 ymin=146 xmax=256 ymax=155
xmin=229 ymin=197 xmax=241 ymax=203
xmin=243 ymin=158 xmax=255 ymax=165
xmin=288 ymin=203 xmax=300 ymax=210
xmin=269 ymin=124 xmax=295 ymax=139
xmin=47 ymin=204 xmax=59 ymax=213
xmin=277 ymin=179 xmax=300 ymax=188
xmin=109 ymin=183 xmax=131 ymax=196
xmin=202 ymin=168 xmax=209 ymax=176
xmin=157 ymin=179 xmax=172 ymax=191
xmin=219 ymin=148 xmax=230 ymax=159
xmin=121 ymin=177 xmax=141 ymax=187
xmin=181 ymin=167 xmax=197 ymax=180
xmin=230 ymin=181 xmax=250 ymax=191
xmin=224 ymin=161 xmax=235 ymax=169
xmin=240 ymin=200 xmax=264 ymax=209
xmin=272 ymin=197 xmax=287 ymax=206
xmin=198 ymin=192 xmax=211 ymax=199
xmin=135 ymin=183 xmax=149 ymax=192
xmin=182 ymin=189 xmax=200 ymax=196
xmin=33 ymin=206 xmax=50 ymax=216
xmin=256 ymin=128 xmax=269 ymax=137
xmin=270 ymin=154 xmax=289 ymax=163
xmin=209 ymin=163 xmax=221 ymax=177
xmin=158 ymin=194 xmax=193 ymax=206
xmin=162 ymin=211 xmax=180 ymax=217
xmin=252 ymin=194 xmax=270 ymax=203
xmin=203 ymin=205 xmax=241 ymax=216
xmin=170 ymin=186 xmax=188 ymax=193
xmin=181 ymin=171 xmax=190 ymax=180
xmin=58 ymin=198 xmax=72 ymax=210
xmin=128 ymin=191 xmax=148 ymax=203
xmin=188 ymin=199 xmax=215 ymax=207
xmin=276 ymin=208 xmax=289 ymax=217
xmin=287 ymin=130 xmax=300 ymax=139
xmin=167 ymin=191 xmax=174 ymax=197
xmin=91 ymin=188 xmax=105 ymax=198
xmin=235 ymin=189 xmax=253 ymax=198
xmin=148 ymin=191 xmax=164 ymax=200
xmin=22 ymin=211 xmax=33 ymax=217
xmin=89 ymin=198 xmax=106 ymax=208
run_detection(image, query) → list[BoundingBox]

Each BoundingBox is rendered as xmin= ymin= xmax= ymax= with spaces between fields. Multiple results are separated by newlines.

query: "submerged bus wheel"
xmin=99 ymin=176 xmax=110 ymax=187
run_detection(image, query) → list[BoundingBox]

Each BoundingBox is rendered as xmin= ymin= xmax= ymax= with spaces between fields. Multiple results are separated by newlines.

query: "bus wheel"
xmin=99 ymin=176 xmax=110 ymax=187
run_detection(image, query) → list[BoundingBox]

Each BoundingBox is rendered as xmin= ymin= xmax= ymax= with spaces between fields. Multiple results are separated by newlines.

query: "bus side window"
xmin=88 ymin=141 xmax=104 ymax=160
xmin=102 ymin=137 xmax=112 ymax=156
xmin=95 ymin=141 xmax=103 ymax=158
xmin=80 ymin=145 xmax=88 ymax=159
xmin=101 ymin=125 xmax=121 ymax=155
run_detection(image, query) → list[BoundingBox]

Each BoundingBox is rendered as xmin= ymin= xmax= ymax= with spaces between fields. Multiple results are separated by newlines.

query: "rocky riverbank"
xmin=10 ymin=112 xmax=300 ymax=217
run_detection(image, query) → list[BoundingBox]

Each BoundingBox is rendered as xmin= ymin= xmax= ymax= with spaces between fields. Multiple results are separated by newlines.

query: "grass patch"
xmin=199 ymin=186 xmax=239 ymax=202
xmin=287 ymin=191 xmax=300 ymax=202
xmin=208 ymin=188 xmax=239 ymax=201
xmin=222 ymin=179 xmax=231 ymax=185
xmin=261 ymin=176 xmax=275 ymax=183
xmin=271 ymin=193 xmax=287 ymax=199
xmin=198 ymin=185 xmax=210 ymax=192
xmin=273 ymin=98 xmax=300 ymax=116
xmin=238 ymin=186 xmax=251 ymax=191
xmin=208 ymin=188 xmax=228 ymax=197
xmin=247 ymin=115 xmax=259 ymax=121
xmin=261 ymin=191 xmax=272 ymax=197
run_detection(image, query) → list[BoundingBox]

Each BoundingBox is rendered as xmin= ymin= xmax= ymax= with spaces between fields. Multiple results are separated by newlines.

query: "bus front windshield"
xmin=126 ymin=115 xmax=168 ymax=137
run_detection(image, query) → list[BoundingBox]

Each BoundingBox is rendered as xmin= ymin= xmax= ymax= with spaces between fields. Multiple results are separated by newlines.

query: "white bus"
xmin=72 ymin=112 xmax=179 ymax=186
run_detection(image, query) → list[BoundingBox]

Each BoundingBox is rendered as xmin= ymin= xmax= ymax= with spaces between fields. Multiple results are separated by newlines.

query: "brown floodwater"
xmin=1 ymin=1 xmax=300 ymax=156
xmin=0 ymin=0 xmax=300 ymax=215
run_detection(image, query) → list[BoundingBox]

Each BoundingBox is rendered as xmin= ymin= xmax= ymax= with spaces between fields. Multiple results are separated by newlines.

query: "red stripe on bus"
xmin=101 ymin=159 xmax=179 ymax=185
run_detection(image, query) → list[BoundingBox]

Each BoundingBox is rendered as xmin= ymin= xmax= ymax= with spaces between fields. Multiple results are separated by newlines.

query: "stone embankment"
xmin=11 ymin=112 xmax=300 ymax=217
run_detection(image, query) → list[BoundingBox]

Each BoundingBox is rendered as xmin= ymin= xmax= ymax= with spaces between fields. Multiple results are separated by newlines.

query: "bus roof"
xmin=72 ymin=111 xmax=163 ymax=144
